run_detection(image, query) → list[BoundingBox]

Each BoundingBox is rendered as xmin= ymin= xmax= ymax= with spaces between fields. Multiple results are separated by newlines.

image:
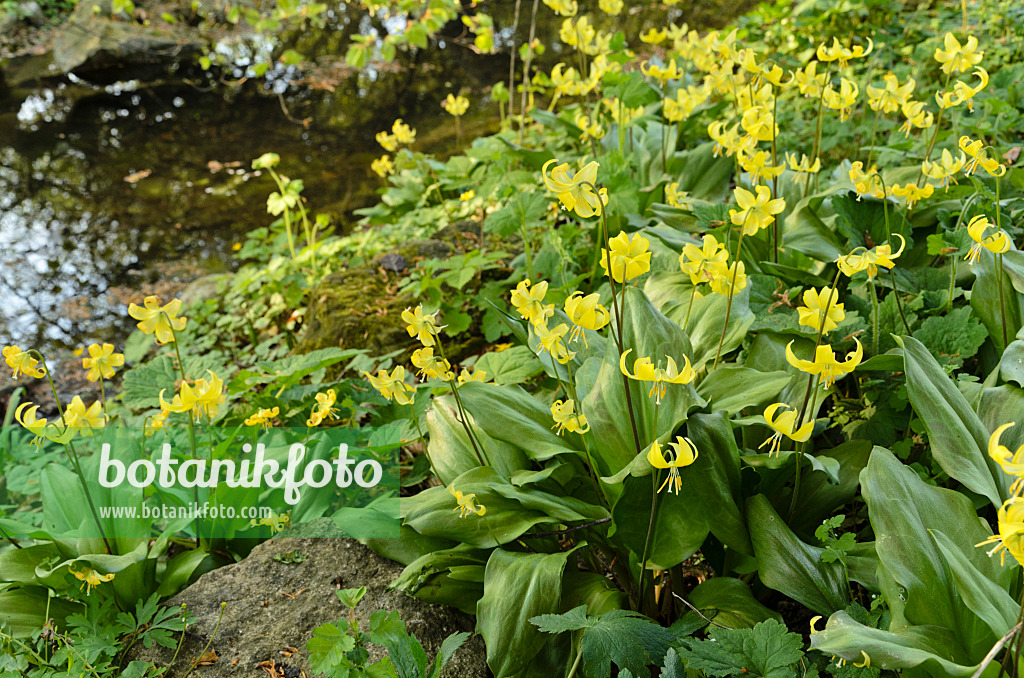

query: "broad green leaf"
xmin=477 ymin=547 xmax=578 ymax=677
xmin=425 ymin=396 xmax=527 ymax=485
xmin=747 ymin=494 xmax=849 ymax=615
xmin=458 ymin=381 xmax=581 ymax=463
xmin=391 ymin=544 xmax=488 ymax=614
xmin=810 ymin=610 xmax=979 ymax=676
xmin=971 ymin=249 xmax=1024 ymax=352
xmin=687 ymin=577 xmax=782 ymax=629
xmin=978 ymin=386 xmax=1024 ymax=457
xmin=121 ymin=354 xmax=225 ymax=410
xmin=686 ymin=412 xmax=751 ymax=554
xmin=680 ymin=618 xmax=803 ymax=678
xmin=930 ymin=530 xmax=1018 ymax=638
xmin=696 ymin=367 xmax=793 ymax=415
xmin=1000 ymin=340 xmax=1024 ymax=387
xmin=473 ymin=345 xmax=545 ymax=385
xmin=788 ymin=439 xmax=873 ymax=536
xmin=862 ymin=446 xmax=1000 ymax=661
xmin=228 ymin=347 xmax=360 ymax=392
xmin=307 ymin=622 xmax=356 ymax=676
xmin=663 ymin=286 xmax=754 ymax=369
xmin=0 ymin=587 xmax=81 ymax=638
xmin=897 ymin=335 xmax=1009 ymax=506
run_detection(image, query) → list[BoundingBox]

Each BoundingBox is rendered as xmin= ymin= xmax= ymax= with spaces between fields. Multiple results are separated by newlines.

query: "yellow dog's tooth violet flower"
xmin=867 ymin=73 xmax=915 ymax=113
xmin=934 ymin=32 xmax=984 ymax=74
xmin=977 ymin=496 xmax=1024 ymax=567
xmin=362 ymin=366 xmax=416 ymax=405
xmin=648 ymin=437 xmax=699 ymax=495
xmin=65 ymin=395 xmax=105 ymax=430
xmin=921 ymin=149 xmax=966 ymax=189
xmin=69 ymin=563 xmax=115 ymax=596
xmin=550 ymin=398 xmax=589 ymax=435
xmin=965 ymin=215 xmax=1011 ymax=264
xmin=159 ymin=370 xmax=225 ymax=420
xmin=442 ymin=93 xmax=470 ymax=117
xmin=759 ymin=403 xmax=814 ymax=456
xmin=244 ymin=406 xmax=280 ymax=429
xmin=564 ymin=292 xmax=610 ymax=345
xmin=402 ymin=304 xmax=444 ymax=347
xmin=836 ymin=235 xmax=905 ymax=279
xmin=988 ymin=423 xmax=1024 ymax=495
xmin=785 ymin=339 xmax=863 ymax=389
xmin=816 ymin=36 xmax=872 ymax=68
xmin=535 ymin=322 xmax=576 ymax=365
xmin=371 ymin=155 xmax=393 ymax=177
xmin=542 ymin=159 xmax=608 ymax=218
xmin=729 ymin=185 xmax=786 ymax=236
xmin=128 ymin=296 xmax=187 ymax=345
xmin=709 ymin=261 xmax=747 ymax=297
xmin=2 ymin=345 xmax=45 ymax=379
xmin=898 ymin=100 xmax=934 ymax=136
xmin=307 ymin=389 xmax=339 ymax=427
xmin=889 ymin=182 xmax=934 ymax=209
xmin=797 ymin=286 xmax=845 ymax=334
xmin=511 ymin=279 xmax=554 ymax=327
xmin=823 ymin=78 xmax=859 ymax=122
xmin=600 ymin=231 xmax=652 ymax=283
xmin=960 ymin=135 xmax=1005 ymax=177
xmin=679 ymin=234 xmax=728 ymax=285
xmin=82 ymin=343 xmax=124 ymax=382
xmin=411 ymin=347 xmax=454 ymax=381
xmin=619 ymin=349 xmax=695 ymax=404
xmin=449 ymin=485 xmax=486 ymax=518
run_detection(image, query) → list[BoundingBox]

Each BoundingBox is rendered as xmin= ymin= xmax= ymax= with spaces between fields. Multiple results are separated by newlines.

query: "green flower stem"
xmin=808 ymin=67 xmax=832 ymax=196
xmin=435 ymin=339 xmax=486 ymax=466
xmin=566 ymin=640 xmax=584 ymax=678
xmin=771 ymin=86 xmax=780 ymax=263
xmin=30 ymin=351 xmax=112 ymax=555
xmin=870 ymin=278 xmax=881 ymax=356
xmin=714 ymin=220 xmax=750 ymax=368
xmin=166 ymin=322 xmax=202 ymax=546
xmin=584 ymin=180 xmax=643 ymax=457
xmin=519 ymin=0 xmax=540 ymax=145
xmin=998 ymin=252 xmax=1009 ymax=348
xmin=98 ymin=378 xmax=108 ymax=424
xmin=184 ymin=602 xmax=226 ymax=678
xmin=916 ymin=72 xmax=953 ymax=187
xmin=683 ymin=283 xmax=698 ymax=329
xmin=636 ymin=404 xmax=661 ymax=615
xmin=266 ymin=169 xmax=298 ymax=262
xmin=865 ymin=106 xmax=881 ymax=168
xmin=870 ymin=173 xmax=911 ymax=334
xmin=563 ymin=352 xmax=609 ymax=509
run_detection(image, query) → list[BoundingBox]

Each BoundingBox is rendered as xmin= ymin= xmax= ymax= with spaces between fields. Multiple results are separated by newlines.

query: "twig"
xmin=972 ymin=621 xmax=1022 ymax=678
xmin=672 ymin=592 xmax=733 ymax=630
xmin=521 ymin=517 xmax=611 ymax=540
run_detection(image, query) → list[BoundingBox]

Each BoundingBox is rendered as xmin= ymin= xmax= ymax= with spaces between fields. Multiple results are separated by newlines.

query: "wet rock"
xmin=179 ymin=273 xmax=229 ymax=307
xmin=128 ymin=522 xmax=488 ymax=677
xmin=378 ymin=252 xmax=407 ymax=273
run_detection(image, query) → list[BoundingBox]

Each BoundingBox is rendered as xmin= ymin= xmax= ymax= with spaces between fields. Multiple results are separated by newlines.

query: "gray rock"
xmin=18 ymin=1 xmax=45 ymax=26
xmin=128 ymin=523 xmax=489 ymax=677
xmin=0 ymin=7 xmax=20 ymax=33
xmin=179 ymin=273 xmax=230 ymax=307
xmin=378 ymin=253 xmax=408 ymax=273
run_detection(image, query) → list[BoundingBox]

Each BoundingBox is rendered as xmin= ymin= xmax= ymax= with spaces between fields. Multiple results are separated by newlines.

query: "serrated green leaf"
xmin=681 ymin=619 xmax=803 ymax=678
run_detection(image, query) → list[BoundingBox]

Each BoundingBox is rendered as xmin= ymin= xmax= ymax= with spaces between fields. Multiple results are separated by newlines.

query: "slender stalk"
xmin=865 ymin=107 xmax=880 ymax=167
xmin=870 ymin=279 xmax=881 ymax=356
xmin=998 ymin=252 xmax=1009 ymax=348
xmin=714 ymin=214 xmax=752 ymax=368
xmin=435 ymin=340 xmax=486 ymax=466
xmin=518 ymin=0 xmax=540 ymax=145
xmin=683 ymin=284 xmax=698 ymax=329
xmin=771 ymin=87 xmax=779 ymax=263
xmin=637 ymin=405 xmax=661 ymax=613
xmin=566 ymin=641 xmax=584 ymax=678
xmin=30 ymin=352 xmax=112 ymax=554
xmin=506 ymin=0 xmax=521 ymax=128
xmin=563 ymin=352 xmax=609 ymax=509
xmin=916 ymin=72 xmax=953 ymax=186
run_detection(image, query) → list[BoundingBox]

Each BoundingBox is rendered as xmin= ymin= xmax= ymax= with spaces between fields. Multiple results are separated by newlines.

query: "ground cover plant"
xmin=4 ymin=0 xmax=1024 ymax=676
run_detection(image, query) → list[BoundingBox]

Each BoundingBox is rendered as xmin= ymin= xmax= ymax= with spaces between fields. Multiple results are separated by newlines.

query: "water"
xmin=0 ymin=0 xmax=746 ymax=355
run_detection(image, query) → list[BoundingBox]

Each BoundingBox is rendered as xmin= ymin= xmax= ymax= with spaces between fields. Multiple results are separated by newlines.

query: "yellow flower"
xmin=867 ymin=73 xmax=915 ymax=113
xmin=2 ymin=345 xmax=45 ymax=379
xmin=641 ymin=59 xmax=681 ymax=84
xmin=449 ymin=485 xmax=486 ymax=518
xmin=759 ymin=403 xmax=813 ymax=456
xmin=598 ymin=0 xmax=622 ymax=14
xmin=82 ymin=343 xmax=124 ymax=382
xmin=535 ymin=322 xmax=576 ymax=365
xmin=988 ymin=423 xmax=1024 ymax=495
xmin=402 ymin=305 xmax=443 ymax=347
xmin=977 ymin=496 xmax=1024 ymax=567
xmin=457 ymin=368 xmax=488 ymax=385
xmin=823 ymin=78 xmax=859 ymax=122
xmin=145 ymin=409 xmax=168 ymax=437
xmin=411 ymin=347 xmax=454 ymax=381
xmin=679 ymin=234 xmax=729 ymax=285
xmin=159 ymin=371 xmax=225 ymax=420
xmin=542 ymin=159 xmax=608 ymax=218
xmin=244 ymin=406 xmax=280 ymax=429
xmin=442 ymin=93 xmax=470 ymax=116
xmin=965 ymin=215 xmax=1011 ymax=264
xmin=709 ymin=261 xmax=747 ymax=297
xmin=69 ymin=563 xmax=114 ymax=596
xmin=15 ymin=402 xmax=71 ymax=444
xmin=950 ymin=68 xmax=988 ymax=112
xmin=836 ymin=236 xmax=906 ymax=279
xmin=889 ymin=182 xmax=934 ymax=209
xmin=647 ymin=437 xmax=699 ymax=494
xmin=375 ymin=131 xmax=397 ymax=152
xmin=816 ymin=36 xmax=873 ymax=68
xmin=960 ymin=135 xmax=1005 ymax=177
xmin=65 ymin=395 xmax=105 ymax=430
xmin=600 ymin=231 xmax=652 ymax=283
xmin=848 ymin=161 xmax=885 ymax=199
xmin=564 ymin=292 xmax=610 ymax=344
xmin=708 ymin=121 xmax=754 ymax=158
xmin=127 ymin=296 xmax=187 ymax=345
xmin=371 ymin=155 xmax=393 ymax=177
xmin=739 ymin=149 xmax=785 ymax=184
xmin=793 ymin=61 xmax=827 ymax=98
xmin=619 ymin=348 xmax=695 ymax=404
xmin=922 ymin=149 xmax=966 ymax=189
xmin=797 ymin=286 xmax=845 ymax=334
xmin=785 ymin=339 xmax=863 ymax=389
xmin=739 ymin=49 xmax=789 ymax=88
xmin=551 ymin=63 xmax=583 ymax=97
xmin=574 ymin=113 xmax=606 ymax=141
xmin=640 ymin=28 xmax=667 ymax=44
xmin=250 ymin=510 xmax=290 ymax=533
xmin=543 ymin=0 xmax=577 ymax=17
xmin=362 ymin=366 xmax=415 ymax=405
xmin=898 ymin=100 xmax=934 ymax=136
xmin=730 ymin=185 xmax=786 ymax=236
xmin=307 ymin=389 xmax=339 ymax=427
xmin=511 ymin=279 xmax=554 ymax=327
xmin=786 ymin=153 xmax=821 ymax=178
xmin=392 ymin=119 xmax=416 ymax=145
xmin=664 ymin=182 xmax=691 ymax=209
xmin=459 ymin=190 xmax=475 ymax=201
xmin=550 ymin=398 xmax=589 ymax=435
xmin=934 ymin=32 xmax=984 ymax=74
xmin=740 ymin=106 xmax=776 ymax=141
